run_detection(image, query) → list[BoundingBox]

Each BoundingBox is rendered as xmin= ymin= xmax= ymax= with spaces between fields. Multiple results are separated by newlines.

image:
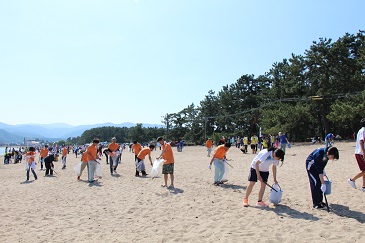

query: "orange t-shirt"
xmin=108 ymin=142 xmax=120 ymax=157
xmin=161 ymin=143 xmax=174 ymax=164
xmin=40 ymin=148 xmax=49 ymax=157
xmin=86 ymin=144 xmax=98 ymax=161
xmin=62 ymin=147 xmax=67 ymax=157
xmin=81 ymin=152 xmax=88 ymax=163
xmin=137 ymin=147 xmax=151 ymax=160
xmin=213 ymin=145 xmax=227 ymax=160
xmin=132 ymin=143 xmax=142 ymax=155
xmin=206 ymin=140 xmax=213 ymax=148
xmin=26 ymin=151 xmax=36 ymax=164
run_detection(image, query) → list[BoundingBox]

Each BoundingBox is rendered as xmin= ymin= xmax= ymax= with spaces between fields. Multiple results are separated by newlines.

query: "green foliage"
xmin=166 ymin=30 xmax=365 ymax=143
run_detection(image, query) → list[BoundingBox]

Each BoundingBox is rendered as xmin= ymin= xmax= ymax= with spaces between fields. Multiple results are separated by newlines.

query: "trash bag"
xmin=150 ymin=159 xmax=165 ymax=178
xmin=269 ymin=183 xmax=283 ymax=205
xmin=74 ymin=161 xmax=83 ymax=176
xmin=221 ymin=161 xmax=230 ymax=182
xmin=95 ymin=162 xmax=102 ymax=178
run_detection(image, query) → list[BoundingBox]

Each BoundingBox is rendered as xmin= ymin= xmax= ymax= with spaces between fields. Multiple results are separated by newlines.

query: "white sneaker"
xmin=347 ymin=179 xmax=357 ymax=189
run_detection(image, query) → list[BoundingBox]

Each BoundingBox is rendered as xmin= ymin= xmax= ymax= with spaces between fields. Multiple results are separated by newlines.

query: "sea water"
xmin=0 ymin=147 xmax=6 ymax=156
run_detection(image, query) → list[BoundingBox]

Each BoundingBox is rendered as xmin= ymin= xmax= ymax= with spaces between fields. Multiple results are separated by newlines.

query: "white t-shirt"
xmin=250 ymin=149 xmax=279 ymax=172
xmin=355 ymin=127 xmax=365 ymax=155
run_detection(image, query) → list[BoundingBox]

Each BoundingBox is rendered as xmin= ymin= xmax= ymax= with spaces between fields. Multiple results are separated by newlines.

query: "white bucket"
xmin=269 ymin=183 xmax=283 ymax=205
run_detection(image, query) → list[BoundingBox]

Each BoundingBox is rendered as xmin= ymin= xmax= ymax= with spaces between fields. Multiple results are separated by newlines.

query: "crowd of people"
xmin=2 ymin=118 xmax=365 ymax=211
xmin=205 ymin=119 xmax=365 ymax=209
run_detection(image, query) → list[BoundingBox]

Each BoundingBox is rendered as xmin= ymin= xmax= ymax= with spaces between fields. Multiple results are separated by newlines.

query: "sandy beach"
xmin=0 ymin=141 xmax=364 ymax=242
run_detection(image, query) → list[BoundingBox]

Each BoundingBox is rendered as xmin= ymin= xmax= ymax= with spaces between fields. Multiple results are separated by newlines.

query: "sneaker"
xmin=362 ymin=187 xmax=365 ymax=192
xmin=256 ymin=201 xmax=268 ymax=207
xmin=314 ymin=202 xmax=326 ymax=209
xmin=347 ymin=179 xmax=357 ymax=189
xmin=77 ymin=176 xmax=80 ymax=180
xmin=243 ymin=198 xmax=249 ymax=207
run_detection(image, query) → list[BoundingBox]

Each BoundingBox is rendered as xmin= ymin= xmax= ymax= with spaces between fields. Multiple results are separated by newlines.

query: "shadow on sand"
xmin=169 ymin=187 xmax=184 ymax=194
xmin=87 ymin=180 xmax=103 ymax=187
xmin=261 ymin=204 xmax=320 ymax=221
xmin=20 ymin=180 xmax=35 ymax=184
xmin=220 ymin=183 xmax=246 ymax=190
xmin=330 ymin=203 xmax=365 ymax=223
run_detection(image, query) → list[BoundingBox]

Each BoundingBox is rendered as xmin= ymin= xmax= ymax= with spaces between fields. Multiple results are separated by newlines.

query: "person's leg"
xmin=218 ymin=161 xmax=225 ymax=182
xmin=88 ymin=161 xmax=95 ymax=182
xmin=79 ymin=162 xmax=87 ymax=177
xmin=351 ymin=171 xmax=365 ymax=181
xmin=257 ymin=182 xmax=267 ymax=201
xmin=170 ymin=174 xmax=174 ymax=187
xmin=280 ymin=143 xmax=286 ymax=154
xmin=213 ymin=159 xmax=221 ymax=184
xmin=163 ymin=174 xmax=168 ymax=187
xmin=307 ymin=169 xmax=322 ymax=207
xmin=114 ymin=156 xmax=119 ymax=170
xmin=109 ymin=157 xmax=114 ymax=174
xmin=31 ymin=168 xmax=37 ymax=180
xmin=350 ymin=154 xmax=365 ymax=185
xmin=26 ymin=168 xmax=30 ymax=181
xmin=141 ymin=161 xmax=147 ymax=176
xmin=245 ymin=181 xmax=256 ymax=200
xmin=62 ymin=156 xmax=66 ymax=169
xmin=40 ymin=158 xmax=44 ymax=170
xmin=44 ymin=161 xmax=49 ymax=175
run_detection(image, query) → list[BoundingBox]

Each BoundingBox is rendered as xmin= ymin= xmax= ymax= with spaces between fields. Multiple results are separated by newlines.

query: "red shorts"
xmin=355 ymin=154 xmax=365 ymax=171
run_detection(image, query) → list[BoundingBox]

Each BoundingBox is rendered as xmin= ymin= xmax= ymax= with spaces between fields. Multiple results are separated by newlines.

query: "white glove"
xmin=321 ymin=184 xmax=326 ymax=193
xmin=208 ymin=164 xmax=212 ymax=170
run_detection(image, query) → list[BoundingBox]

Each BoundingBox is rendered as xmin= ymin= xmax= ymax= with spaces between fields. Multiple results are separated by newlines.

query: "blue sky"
xmin=1 ymin=0 xmax=364 ymax=126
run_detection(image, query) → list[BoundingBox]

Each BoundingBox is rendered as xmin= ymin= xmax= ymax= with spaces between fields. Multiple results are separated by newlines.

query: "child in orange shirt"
xmin=61 ymin=145 xmax=68 ymax=169
xmin=26 ymin=147 xmax=37 ymax=181
xmin=209 ymin=142 xmax=231 ymax=185
xmin=157 ymin=137 xmax=175 ymax=188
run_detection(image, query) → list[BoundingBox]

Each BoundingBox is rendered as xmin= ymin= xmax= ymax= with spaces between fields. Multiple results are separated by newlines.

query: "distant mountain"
xmin=0 ymin=129 xmax=24 ymax=144
xmin=0 ymin=122 xmax=163 ymax=144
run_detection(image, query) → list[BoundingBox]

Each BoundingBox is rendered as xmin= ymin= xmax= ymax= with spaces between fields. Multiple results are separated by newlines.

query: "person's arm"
xmin=361 ymin=139 xmax=365 ymax=162
xmin=255 ymin=161 xmax=263 ymax=182
xmin=272 ymin=164 xmax=278 ymax=184
xmin=157 ymin=147 xmax=166 ymax=159
xmin=210 ymin=153 xmax=216 ymax=165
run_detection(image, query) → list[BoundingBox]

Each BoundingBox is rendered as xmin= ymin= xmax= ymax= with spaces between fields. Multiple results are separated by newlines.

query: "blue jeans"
xmin=27 ymin=168 xmax=37 ymax=180
xmin=110 ymin=156 xmax=118 ymax=173
xmin=213 ymin=158 xmax=225 ymax=183
xmin=280 ymin=143 xmax=287 ymax=154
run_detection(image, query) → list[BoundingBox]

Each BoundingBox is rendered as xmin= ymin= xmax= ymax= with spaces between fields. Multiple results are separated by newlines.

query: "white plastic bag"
xmin=269 ymin=183 xmax=283 ymax=205
xmin=150 ymin=159 xmax=165 ymax=178
xmin=95 ymin=162 xmax=102 ymax=178
xmin=74 ymin=162 xmax=83 ymax=176
xmin=221 ymin=161 xmax=230 ymax=182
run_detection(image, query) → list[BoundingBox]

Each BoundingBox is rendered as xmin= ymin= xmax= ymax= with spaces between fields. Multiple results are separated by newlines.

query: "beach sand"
xmin=0 ymin=141 xmax=364 ymax=242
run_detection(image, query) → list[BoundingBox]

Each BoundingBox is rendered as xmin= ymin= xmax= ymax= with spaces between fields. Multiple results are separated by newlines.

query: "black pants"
xmin=45 ymin=160 xmax=53 ymax=175
xmin=306 ymin=162 xmax=323 ymax=207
